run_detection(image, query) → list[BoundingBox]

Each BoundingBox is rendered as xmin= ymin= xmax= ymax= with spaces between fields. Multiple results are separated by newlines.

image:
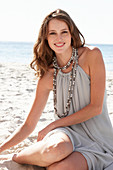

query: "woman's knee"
xmin=42 ymin=138 xmax=73 ymax=164
xmin=42 ymin=141 xmax=65 ymax=162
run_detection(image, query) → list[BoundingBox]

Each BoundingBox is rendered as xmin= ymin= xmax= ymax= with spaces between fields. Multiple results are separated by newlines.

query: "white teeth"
xmin=55 ymin=43 xmax=64 ymax=47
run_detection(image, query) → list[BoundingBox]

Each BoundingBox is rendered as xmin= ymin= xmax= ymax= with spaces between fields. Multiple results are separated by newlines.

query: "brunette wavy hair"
xmin=30 ymin=9 xmax=85 ymax=78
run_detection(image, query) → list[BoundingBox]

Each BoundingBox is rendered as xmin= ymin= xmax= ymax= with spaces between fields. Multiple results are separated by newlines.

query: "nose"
xmin=56 ymin=34 xmax=62 ymax=41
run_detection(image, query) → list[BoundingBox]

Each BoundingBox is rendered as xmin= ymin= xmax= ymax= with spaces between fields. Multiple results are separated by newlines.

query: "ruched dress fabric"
xmin=46 ymin=64 xmax=113 ymax=170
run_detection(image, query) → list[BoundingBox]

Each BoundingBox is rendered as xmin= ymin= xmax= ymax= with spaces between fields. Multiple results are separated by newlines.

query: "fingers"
xmin=37 ymin=131 xmax=44 ymax=142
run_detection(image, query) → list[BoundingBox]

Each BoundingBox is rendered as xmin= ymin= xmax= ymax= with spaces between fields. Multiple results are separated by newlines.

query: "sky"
xmin=0 ymin=0 xmax=113 ymax=44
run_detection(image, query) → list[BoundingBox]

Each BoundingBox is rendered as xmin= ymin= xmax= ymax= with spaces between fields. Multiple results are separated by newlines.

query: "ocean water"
xmin=0 ymin=41 xmax=33 ymax=64
xmin=0 ymin=41 xmax=113 ymax=71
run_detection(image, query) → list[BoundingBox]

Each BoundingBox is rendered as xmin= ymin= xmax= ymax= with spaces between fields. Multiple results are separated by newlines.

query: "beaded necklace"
xmin=53 ymin=47 xmax=78 ymax=118
xmin=53 ymin=48 xmax=74 ymax=70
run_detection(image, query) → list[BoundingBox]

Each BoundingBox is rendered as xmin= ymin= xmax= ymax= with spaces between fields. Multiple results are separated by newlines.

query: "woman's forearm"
xmin=52 ymin=103 xmax=102 ymax=129
xmin=0 ymin=123 xmax=33 ymax=153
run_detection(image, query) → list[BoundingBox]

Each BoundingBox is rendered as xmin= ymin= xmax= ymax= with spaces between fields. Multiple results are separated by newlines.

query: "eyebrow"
xmin=48 ymin=28 xmax=68 ymax=32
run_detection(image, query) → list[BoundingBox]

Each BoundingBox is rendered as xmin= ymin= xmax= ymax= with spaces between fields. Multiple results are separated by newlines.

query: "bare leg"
xmin=47 ymin=151 xmax=88 ymax=170
xmin=12 ymin=132 xmax=73 ymax=167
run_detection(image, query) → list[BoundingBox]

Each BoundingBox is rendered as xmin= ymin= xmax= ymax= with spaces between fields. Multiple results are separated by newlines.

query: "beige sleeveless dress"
xmin=44 ymin=57 xmax=113 ymax=170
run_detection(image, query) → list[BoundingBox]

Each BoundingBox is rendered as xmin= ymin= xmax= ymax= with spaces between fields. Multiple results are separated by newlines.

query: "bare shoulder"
xmin=83 ymin=46 xmax=104 ymax=67
xmin=84 ymin=46 xmax=106 ymax=78
xmin=78 ymin=46 xmax=104 ymax=75
xmin=85 ymin=45 xmax=103 ymax=59
xmin=78 ymin=45 xmax=102 ymax=60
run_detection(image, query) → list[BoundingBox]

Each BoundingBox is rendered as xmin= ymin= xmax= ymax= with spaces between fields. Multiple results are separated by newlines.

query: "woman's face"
xmin=47 ymin=19 xmax=72 ymax=55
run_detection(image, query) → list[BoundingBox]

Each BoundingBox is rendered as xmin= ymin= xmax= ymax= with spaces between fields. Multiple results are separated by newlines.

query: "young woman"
xmin=0 ymin=9 xmax=113 ymax=170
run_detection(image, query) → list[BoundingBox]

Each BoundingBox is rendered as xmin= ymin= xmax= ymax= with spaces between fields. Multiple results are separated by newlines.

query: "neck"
xmin=56 ymin=46 xmax=73 ymax=67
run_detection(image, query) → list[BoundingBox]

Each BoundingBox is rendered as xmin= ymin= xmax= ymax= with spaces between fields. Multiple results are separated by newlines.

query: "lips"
xmin=54 ymin=43 xmax=65 ymax=47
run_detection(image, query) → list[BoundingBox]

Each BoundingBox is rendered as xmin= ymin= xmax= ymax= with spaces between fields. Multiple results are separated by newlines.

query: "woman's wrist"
xmin=50 ymin=119 xmax=60 ymax=130
xmin=46 ymin=122 xmax=56 ymax=132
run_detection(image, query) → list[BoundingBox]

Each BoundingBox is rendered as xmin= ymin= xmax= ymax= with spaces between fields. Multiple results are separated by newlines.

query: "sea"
xmin=0 ymin=41 xmax=113 ymax=71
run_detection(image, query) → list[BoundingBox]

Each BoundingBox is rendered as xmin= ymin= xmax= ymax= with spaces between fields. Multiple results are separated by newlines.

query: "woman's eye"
xmin=49 ymin=32 xmax=56 ymax=35
xmin=62 ymin=31 xmax=68 ymax=34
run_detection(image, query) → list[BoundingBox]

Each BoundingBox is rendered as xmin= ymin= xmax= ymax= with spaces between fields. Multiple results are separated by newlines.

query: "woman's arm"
xmin=37 ymin=47 xmax=106 ymax=139
xmin=0 ymin=71 xmax=53 ymax=153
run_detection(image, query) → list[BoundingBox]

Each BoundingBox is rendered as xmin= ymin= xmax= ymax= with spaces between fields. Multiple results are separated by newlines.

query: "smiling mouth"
xmin=55 ymin=43 xmax=65 ymax=47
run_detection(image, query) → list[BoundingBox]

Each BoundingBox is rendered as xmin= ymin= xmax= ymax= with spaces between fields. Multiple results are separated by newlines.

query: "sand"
xmin=0 ymin=63 xmax=113 ymax=169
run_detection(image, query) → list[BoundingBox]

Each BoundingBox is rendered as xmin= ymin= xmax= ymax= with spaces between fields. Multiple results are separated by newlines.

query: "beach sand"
xmin=0 ymin=63 xmax=113 ymax=169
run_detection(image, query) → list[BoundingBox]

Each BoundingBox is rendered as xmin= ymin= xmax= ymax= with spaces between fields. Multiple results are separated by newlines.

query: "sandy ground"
xmin=0 ymin=63 xmax=113 ymax=169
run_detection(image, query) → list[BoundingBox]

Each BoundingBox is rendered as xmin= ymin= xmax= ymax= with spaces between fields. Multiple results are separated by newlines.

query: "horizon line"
xmin=0 ymin=40 xmax=113 ymax=46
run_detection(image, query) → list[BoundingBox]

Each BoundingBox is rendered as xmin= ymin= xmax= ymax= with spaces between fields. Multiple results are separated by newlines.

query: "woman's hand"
xmin=37 ymin=123 xmax=55 ymax=142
